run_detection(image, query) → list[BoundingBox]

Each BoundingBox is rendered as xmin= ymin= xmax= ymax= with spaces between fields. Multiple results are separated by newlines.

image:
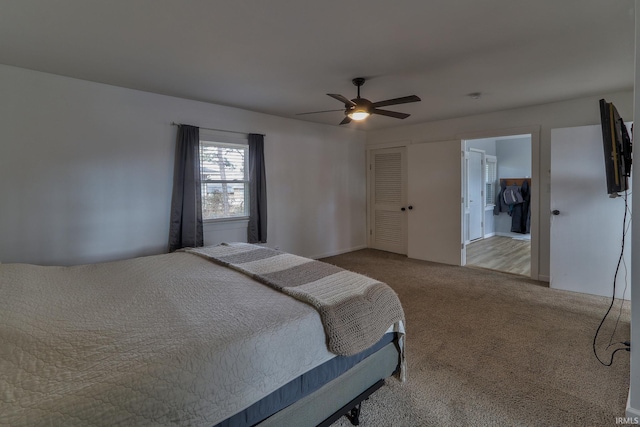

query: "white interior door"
xmin=550 ymin=125 xmax=631 ymax=299
xmin=370 ymin=147 xmax=407 ymax=254
xmin=407 ymin=140 xmax=463 ymax=265
xmin=467 ymin=150 xmax=484 ymax=241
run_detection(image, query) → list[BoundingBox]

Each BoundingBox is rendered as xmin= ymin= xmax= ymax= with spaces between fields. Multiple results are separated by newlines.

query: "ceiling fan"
xmin=297 ymin=77 xmax=421 ymax=125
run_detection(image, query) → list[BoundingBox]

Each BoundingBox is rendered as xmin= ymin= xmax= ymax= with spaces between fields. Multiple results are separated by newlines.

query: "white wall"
xmin=367 ymin=90 xmax=633 ymax=281
xmin=0 ymin=64 xmax=367 ymax=265
xmin=496 ymin=137 xmax=532 ymax=179
xmin=466 ymin=137 xmax=497 ymax=156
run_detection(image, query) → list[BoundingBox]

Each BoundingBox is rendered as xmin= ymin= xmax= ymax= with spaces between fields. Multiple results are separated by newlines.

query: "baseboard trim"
xmin=626 ymin=396 xmax=640 ymax=419
xmin=311 ymin=245 xmax=368 ymax=260
xmin=538 ymin=274 xmax=550 ymax=283
xmin=495 ymin=231 xmax=531 ymax=239
xmin=465 ymin=233 xmax=495 ymax=246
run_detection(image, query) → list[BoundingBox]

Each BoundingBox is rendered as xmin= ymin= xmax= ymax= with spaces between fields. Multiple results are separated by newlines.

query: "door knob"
xmin=401 ymin=207 xmax=406 ymax=211
xmin=408 ymin=205 xmax=413 ymax=210
xmin=552 ymin=210 xmax=560 ymax=215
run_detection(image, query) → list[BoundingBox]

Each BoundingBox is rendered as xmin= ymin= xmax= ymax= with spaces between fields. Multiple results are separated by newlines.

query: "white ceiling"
xmin=0 ymin=0 xmax=635 ymax=130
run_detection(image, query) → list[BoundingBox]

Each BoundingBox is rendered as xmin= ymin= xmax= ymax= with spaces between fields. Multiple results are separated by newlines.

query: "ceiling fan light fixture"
xmin=298 ymin=77 xmax=420 ymax=125
xmin=347 ymin=108 xmax=370 ymax=121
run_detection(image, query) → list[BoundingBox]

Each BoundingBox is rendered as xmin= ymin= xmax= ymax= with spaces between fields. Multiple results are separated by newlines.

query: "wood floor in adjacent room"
xmin=466 ymin=235 xmax=531 ymax=277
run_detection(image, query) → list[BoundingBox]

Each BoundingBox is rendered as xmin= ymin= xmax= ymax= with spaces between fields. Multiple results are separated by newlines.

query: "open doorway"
xmin=463 ymin=134 xmax=532 ymax=276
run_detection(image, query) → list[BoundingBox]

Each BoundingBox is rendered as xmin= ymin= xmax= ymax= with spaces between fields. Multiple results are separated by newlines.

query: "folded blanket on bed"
xmin=187 ymin=243 xmax=405 ymax=360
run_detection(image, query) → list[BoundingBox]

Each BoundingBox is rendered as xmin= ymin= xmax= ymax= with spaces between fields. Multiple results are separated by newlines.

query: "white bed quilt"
xmin=0 ymin=252 xmax=336 ymax=426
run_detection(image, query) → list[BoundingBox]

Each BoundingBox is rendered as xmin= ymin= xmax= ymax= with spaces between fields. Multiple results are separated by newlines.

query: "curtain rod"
xmin=171 ymin=122 xmax=265 ymax=137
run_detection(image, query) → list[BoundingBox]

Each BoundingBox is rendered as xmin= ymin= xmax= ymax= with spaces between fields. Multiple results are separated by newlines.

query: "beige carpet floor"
xmin=321 ymin=249 xmax=630 ymax=427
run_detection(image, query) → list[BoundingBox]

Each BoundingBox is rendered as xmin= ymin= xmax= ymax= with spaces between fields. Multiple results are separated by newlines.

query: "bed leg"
xmin=345 ymin=402 xmax=362 ymax=425
xmin=317 ymin=379 xmax=384 ymax=427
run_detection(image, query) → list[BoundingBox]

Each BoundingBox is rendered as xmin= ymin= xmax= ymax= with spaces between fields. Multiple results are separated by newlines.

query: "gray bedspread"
xmin=0 ymin=251 xmax=337 ymax=426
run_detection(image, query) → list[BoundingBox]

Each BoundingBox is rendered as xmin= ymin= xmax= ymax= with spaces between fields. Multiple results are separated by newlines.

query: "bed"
xmin=0 ymin=243 xmax=405 ymax=426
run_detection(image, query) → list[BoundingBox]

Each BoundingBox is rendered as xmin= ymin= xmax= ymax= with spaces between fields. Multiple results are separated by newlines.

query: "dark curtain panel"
xmin=168 ymin=125 xmax=203 ymax=251
xmin=248 ymin=133 xmax=267 ymax=243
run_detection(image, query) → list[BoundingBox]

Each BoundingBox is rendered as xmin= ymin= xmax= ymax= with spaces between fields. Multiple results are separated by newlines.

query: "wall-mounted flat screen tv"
xmin=599 ymin=99 xmax=632 ymax=196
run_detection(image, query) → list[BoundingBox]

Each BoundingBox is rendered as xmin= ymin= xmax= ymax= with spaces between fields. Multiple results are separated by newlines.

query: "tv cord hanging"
xmin=592 ymin=190 xmax=631 ymax=366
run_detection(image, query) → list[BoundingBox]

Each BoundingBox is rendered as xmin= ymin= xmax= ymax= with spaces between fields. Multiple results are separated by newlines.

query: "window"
xmin=485 ymin=155 xmax=497 ymax=206
xmin=200 ymin=133 xmax=249 ymax=220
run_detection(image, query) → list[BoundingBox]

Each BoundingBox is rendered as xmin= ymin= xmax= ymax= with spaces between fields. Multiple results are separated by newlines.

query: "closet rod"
xmin=171 ymin=122 xmax=265 ymax=137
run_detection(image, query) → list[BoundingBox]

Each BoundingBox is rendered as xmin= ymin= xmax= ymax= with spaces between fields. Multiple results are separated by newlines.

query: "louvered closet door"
xmin=370 ymin=147 xmax=407 ymax=254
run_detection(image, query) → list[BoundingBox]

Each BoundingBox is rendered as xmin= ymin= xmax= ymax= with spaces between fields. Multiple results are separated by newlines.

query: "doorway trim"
xmin=458 ymin=126 xmax=541 ymax=281
xmin=466 ymin=148 xmax=486 ymax=243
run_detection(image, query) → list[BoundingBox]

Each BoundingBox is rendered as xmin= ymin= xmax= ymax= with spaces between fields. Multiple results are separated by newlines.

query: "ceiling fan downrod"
xmin=352 ymin=77 xmax=365 ymax=99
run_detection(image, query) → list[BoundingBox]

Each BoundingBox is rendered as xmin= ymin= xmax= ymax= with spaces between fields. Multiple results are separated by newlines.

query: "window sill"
xmin=204 ymin=216 xmax=249 ymax=224
xmin=202 ymin=217 xmax=249 ymax=246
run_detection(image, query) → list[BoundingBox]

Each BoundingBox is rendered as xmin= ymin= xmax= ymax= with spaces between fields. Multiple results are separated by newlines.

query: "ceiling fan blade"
xmin=339 ymin=116 xmax=352 ymax=125
xmin=371 ymin=108 xmax=410 ymax=119
xmin=296 ymin=109 xmax=345 ymax=116
xmin=371 ymin=95 xmax=421 ymax=108
xmin=328 ymin=93 xmax=357 ymax=107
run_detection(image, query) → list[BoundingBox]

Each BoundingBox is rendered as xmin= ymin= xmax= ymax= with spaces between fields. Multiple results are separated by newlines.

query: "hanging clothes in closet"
xmin=493 ymin=180 xmax=509 ymax=215
xmin=493 ymin=178 xmax=531 ymax=234
xmin=510 ymin=180 xmax=530 ymax=234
